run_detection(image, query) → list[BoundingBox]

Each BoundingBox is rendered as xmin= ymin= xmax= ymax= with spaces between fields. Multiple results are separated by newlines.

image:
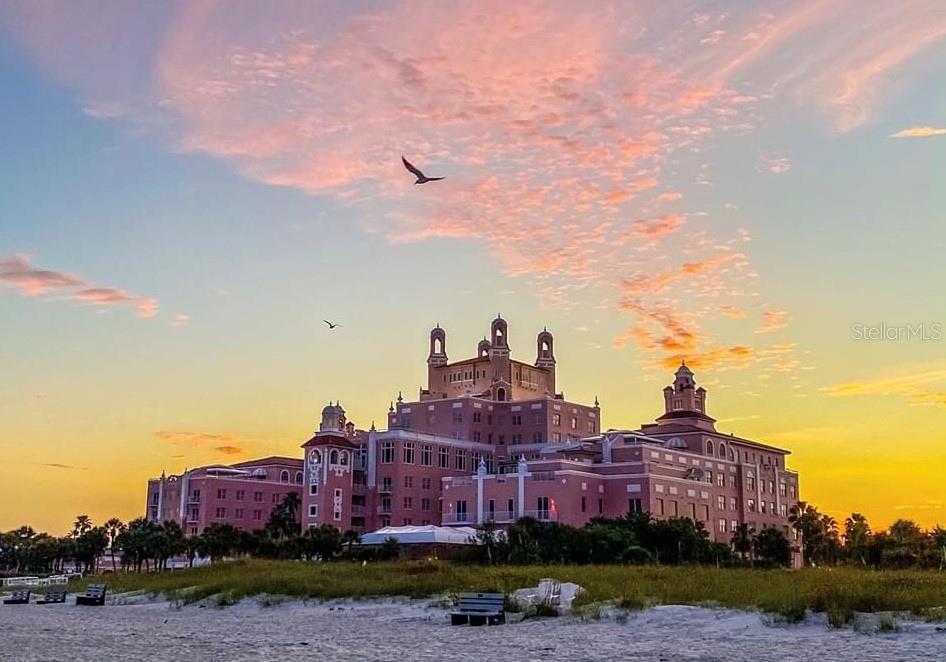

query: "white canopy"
xmin=360 ymin=525 xmax=480 ymax=546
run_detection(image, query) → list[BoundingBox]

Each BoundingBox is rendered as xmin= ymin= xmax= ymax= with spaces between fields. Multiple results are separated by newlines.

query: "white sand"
xmin=2 ymin=595 xmax=945 ymax=661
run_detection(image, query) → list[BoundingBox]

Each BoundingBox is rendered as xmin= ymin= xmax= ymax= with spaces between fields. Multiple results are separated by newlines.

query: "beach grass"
xmin=71 ymin=560 xmax=946 ymax=620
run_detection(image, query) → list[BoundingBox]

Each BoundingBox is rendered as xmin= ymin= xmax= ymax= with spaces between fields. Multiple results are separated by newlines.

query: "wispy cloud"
xmin=6 ymin=2 xmax=943 ymax=369
xmin=890 ymin=126 xmax=946 ymax=138
xmin=1 ymin=253 xmax=160 ymax=318
xmin=155 ymin=430 xmax=252 ymax=457
xmin=756 ymin=309 xmax=790 ymax=333
xmin=823 ymin=367 xmax=946 ymax=408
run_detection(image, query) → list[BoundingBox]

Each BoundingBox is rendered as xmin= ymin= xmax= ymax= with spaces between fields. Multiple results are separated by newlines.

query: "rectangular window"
xmin=421 ymin=477 xmax=431 ymax=490
xmin=216 ymin=489 xmax=226 ymax=499
xmin=717 ymin=496 xmax=726 ymax=510
xmin=512 ymin=414 xmax=522 ymax=425
xmin=235 ymin=509 xmax=244 ymax=519
xmin=473 ymin=412 xmax=481 ymax=423
xmin=456 ymin=500 xmax=468 ymax=522
xmin=308 ymin=504 xmax=318 ymax=518
xmin=253 ymin=510 xmax=262 ymax=521
xmin=716 ymin=473 xmax=725 ymax=487
xmin=532 ymin=431 xmax=543 ymax=443
xmin=254 ymin=492 xmax=263 ymax=502
xmin=779 ymin=504 xmax=787 ymax=517
xmin=537 ymin=496 xmax=550 ymax=520
xmin=236 ymin=490 xmax=245 ymax=501
xmin=381 ymin=476 xmax=392 ymax=492
xmin=455 ymin=450 xmax=467 ymax=471
xmin=748 ymin=498 xmax=756 ymax=512
xmin=403 ymin=497 xmax=413 ymax=510
xmin=581 ymin=496 xmax=587 ymax=513
xmin=310 ymin=484 xmax=318 ymax=496
xmin=670 ymin=501 xmax=678 ymax=516
xmin=701 ymin=505 xmax=709 ymax=522
xmin=628 ymin=498 xmax=643 ymax=514
xmin=438 ymin=447 xmax=449 ymax=468
xmin=731 ymin=519 xmax=738 ymax=533
xmin=729 ymin=497 xmax=737 ymax=511
xmin=760 ymin=501 xmax=767 ymax=514
xmin=657 ymin=497 xmax=665 ymax=515
xmin=452 ymin=411 xmax=463 ymax=423
xmin=718 ymin=518 xmax=727 ymax=533
xmin=403 ymin=442 xmax=415 ymax=464
xmin=746 ymin=477 xmax=756 ymax=490
xmin=586 ymin=421 xmax=595 ymax=433
xmin=728 ymin=475 xmax=737 ymax=488
xmin=272 ymin=493 xmax=279 ymax=503
xmin=381 ymin=441 xmax=395 ymax=464
xmin=421 ymin=498 xmax=431 ymax=511
xmin=488 ymin=499 xmax=496 ymax=518
xmin=507 ymin=498 xmax=515 ymax=518
xmin=598 ymin=497 xmax=603 ymax=514
xmin=215 ymin=507 xmax=225 ymax=518
xmin=421 ymin=445 xmax=432 ymax=466
xmin=552 ymin=413 xmax=561 ymax=426
xmin=403 ymin=475 xmax=413 ymax=488
xmin=779 ymin=483 xmax=787 ymax=497
xmin=570 ymin=417 xmax=577 ymax=430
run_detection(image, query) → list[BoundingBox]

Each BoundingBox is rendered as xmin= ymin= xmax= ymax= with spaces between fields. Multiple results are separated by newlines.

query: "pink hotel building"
xmin=146 ymin=316 xmax=800 ymax=554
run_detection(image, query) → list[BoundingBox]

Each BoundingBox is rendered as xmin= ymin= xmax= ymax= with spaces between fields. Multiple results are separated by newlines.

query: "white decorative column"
xmin=475 ymin=458 xmax=487 ymax=524
xmin=517 ymin=455 xmax=528 ymax=518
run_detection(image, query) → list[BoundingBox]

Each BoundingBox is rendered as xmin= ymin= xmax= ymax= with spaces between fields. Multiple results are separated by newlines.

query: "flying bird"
xmin=401 ymin=156 xmax=444 ymax=184
xmin=323 ymin=320 xmax=342 ymax=329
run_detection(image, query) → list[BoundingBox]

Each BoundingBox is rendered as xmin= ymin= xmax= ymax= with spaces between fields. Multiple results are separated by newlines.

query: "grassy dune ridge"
xmin=73 ymin=560 xmax=946 ymax=623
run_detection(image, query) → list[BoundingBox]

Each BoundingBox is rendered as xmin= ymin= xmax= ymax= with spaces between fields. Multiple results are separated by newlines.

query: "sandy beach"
xmin=2 ymin=595 xmax=945 ymax=661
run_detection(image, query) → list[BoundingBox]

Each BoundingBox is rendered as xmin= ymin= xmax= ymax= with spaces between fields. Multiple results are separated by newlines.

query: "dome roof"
xmin=322 ymin=401 xmax=345 ymax=415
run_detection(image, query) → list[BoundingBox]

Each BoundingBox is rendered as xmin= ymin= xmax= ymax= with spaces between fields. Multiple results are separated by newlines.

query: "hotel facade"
xmin=146 ymin=316 xmax=799 ymax=556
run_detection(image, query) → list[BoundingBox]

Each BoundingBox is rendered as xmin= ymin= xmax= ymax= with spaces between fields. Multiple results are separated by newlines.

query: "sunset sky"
xmin=1 ymin=1 xmax=944 ymax=534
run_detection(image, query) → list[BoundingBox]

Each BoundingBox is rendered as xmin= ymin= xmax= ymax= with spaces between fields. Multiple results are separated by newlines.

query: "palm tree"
xmin=843 ymin=513 xmax=871 ymax=566
xmin=72 ymin=514 xmax=93 ymax=538
xmin=103 ymin=518 xmax=126 ymax=572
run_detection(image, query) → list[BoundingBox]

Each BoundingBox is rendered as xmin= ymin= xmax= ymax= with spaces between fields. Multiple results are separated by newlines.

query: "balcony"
xmin=351 ymin=504 xmax=366 ymax=517
xmin=483 ymin=510 xmax=517 ymax=524
xmin=522 ymin=509 xmax=556 ymax=522
xmin=352 ymin=483 xmax=367 ymax=496
xmin=377 ymin=505 xmax=392 ymax=515
xmin=441 ymin=512 xmax=472 ymax=525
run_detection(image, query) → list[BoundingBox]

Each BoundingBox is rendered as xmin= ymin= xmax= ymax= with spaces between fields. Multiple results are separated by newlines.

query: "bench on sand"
xmin=450 ymin=592 xmax=505 ymax=626
xmin=76 ymin=584 xmax=107 ymax=606
xmin=37 ymin=590 xmax=67 ymax=605
xmin=3 ymin=590 xmax=31 ymax=605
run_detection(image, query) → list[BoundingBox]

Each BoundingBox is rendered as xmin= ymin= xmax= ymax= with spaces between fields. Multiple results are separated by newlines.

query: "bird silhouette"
xmin=401 ymin=156 xmax=444 ymax=184
xmin=323 ymin=320 xmax=342 ymax=329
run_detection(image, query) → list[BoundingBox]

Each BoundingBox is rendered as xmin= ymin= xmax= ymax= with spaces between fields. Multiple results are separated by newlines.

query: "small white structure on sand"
xmin=360 ymin=525 xmax=479 ymax=546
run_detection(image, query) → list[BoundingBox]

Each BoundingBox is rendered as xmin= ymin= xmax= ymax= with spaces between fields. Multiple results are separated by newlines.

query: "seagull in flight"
xmin=323 ymin=320 xmax=342 ymax=329
xmin=401 ymin=156 xmax=444 ymax=185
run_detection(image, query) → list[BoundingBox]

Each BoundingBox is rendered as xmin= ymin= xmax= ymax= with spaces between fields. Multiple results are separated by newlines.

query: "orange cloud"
xmin=822 ymin=367 xmax=946 ymax=408
xmin=890 ymin=126 xmax=946 ymax=138
xmin=756 ymin=309 xmax=790 ymax=333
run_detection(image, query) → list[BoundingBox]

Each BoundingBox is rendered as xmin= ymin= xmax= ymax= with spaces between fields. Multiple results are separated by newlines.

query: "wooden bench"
xmin=3 ymin=590 xmax=30 ymax=605
xmin=76 ymin=584 xmax=107 ymax=606
xmin=450 ymin=592 xmax=505 ymax=626
xmin=37 ymin=590 xmax=67 ymax=605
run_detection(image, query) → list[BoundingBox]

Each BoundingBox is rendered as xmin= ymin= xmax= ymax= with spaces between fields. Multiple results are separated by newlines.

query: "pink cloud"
xmin=0 ymin=254 xmax=86 ymax=295
xmin=24 ymin=3 xmax=946 ymax=366
xmin=0 ymin=253 xmax=160 ymax=319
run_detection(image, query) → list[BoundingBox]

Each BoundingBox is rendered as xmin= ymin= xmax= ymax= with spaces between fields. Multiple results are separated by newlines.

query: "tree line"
xmin=789 ymin=501 xmax=946 ymax=569
xmin=3 ymin=498 xmax=944 ymax=574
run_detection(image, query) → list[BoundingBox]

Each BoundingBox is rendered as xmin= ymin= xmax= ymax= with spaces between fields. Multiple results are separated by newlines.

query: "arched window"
xmin=497 ymin=387 xmax=506 ymax=402
xmin=728 ymin=447 xmax=735 ymax=462
xmin=340 ymin=451 xmax=349 ymax=466
xmin=280 ymin=470 xmax=290 ymax=483
xmin=309 ymin=449 xmax=321 ymax=465
xmin=717 ymin=441 xmax=726 ymax=459
xmin=434 ymin=337 xmax=443 ymax=354
xmin=705 ymin=440 xmax=714 ymax=457
xmin=294 ymin=471 xmax=303 ymax=484
xmin=330 ymin=449 xmax=339 ymax=465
